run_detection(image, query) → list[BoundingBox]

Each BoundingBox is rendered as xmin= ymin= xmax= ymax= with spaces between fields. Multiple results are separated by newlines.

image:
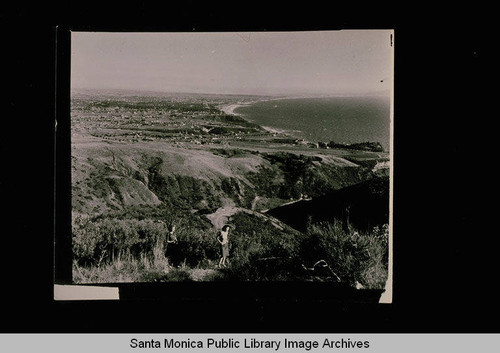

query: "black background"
xmin=1 ymin=1 xmax=495 ymax=333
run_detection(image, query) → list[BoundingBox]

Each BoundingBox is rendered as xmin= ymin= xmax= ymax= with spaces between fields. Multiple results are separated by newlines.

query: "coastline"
xmin=220 ymin=100 xmax=297 ymax=138
xmin=219 ymin=93 xmax=381 ymax=117
xmin=219 ymin=94 xmax=311 ymax=116
xmin=220 ymin=102 xmax=251 ymax=116
xmin=219 ymin=95 xmax=390 ymax=152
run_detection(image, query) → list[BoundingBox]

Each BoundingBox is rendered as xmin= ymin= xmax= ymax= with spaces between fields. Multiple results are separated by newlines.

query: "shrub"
xmin=301 ymin=221 xmax=388 ymax=288
xmin=73 ymin=211 xmax=388 ymax=287
xmin=147 ymin=166 xmax=221 ymax=210
xmin=73 ymin=216 xmax=167 ymax=266
xmin=220 ymin=212 xmax=303 ymax=281
xmin=210 ymin=148 xmax=249 ymax=158
xmin=167 ymin=226 xmax=219 ymax=267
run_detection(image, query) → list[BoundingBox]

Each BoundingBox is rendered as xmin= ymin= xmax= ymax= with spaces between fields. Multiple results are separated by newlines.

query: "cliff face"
xmin=71 ymin=140 xmax=385 ymax=221
xmin=72 ymin=142 xmax=266 ymax=215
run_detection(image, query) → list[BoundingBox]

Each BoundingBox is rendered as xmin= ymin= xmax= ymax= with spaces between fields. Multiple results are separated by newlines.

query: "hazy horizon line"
xmin=71 ymin=86 xmax=391 ymax=98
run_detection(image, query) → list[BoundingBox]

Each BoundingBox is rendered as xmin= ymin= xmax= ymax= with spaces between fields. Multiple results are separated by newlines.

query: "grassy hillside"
xmin=71 ymin=145 xmax=389 ymax=287
xmin=70 ymin=93 xmax=390 ymax=288
xmin=73 ymin=207 xmax=388 ymax=288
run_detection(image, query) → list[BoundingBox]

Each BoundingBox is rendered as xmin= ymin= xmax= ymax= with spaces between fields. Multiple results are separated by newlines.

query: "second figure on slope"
xmin=217 ymin=225 xmax=230 ymax=268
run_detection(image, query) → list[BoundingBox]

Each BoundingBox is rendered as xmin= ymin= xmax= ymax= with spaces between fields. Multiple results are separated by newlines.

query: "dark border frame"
xmin=7 ymin=3 xmax=493 ymax=333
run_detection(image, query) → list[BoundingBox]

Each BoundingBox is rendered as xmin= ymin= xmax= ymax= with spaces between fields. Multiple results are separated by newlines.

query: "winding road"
xmin=205 ymin=197 xmax=285 ymax=231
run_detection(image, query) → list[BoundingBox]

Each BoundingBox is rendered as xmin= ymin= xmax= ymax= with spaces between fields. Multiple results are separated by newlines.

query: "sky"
xmin=71 ymin=30 xmax=393 ymax=96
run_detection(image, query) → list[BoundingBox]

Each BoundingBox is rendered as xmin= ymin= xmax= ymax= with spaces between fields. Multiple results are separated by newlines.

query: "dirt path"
xmin=205 ymin=198 xmax=239 ymax=229
xmin=206 ymin=197 xmax=287 ymax=231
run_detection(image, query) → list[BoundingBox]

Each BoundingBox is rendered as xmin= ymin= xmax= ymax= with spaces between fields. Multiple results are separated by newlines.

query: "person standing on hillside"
xmin=217 ymin=225 xmax=231 ymax=268
xmin=160 ymin=222 xmax=177 ymax=264
xmin=167 ymin=224 xmax=177 ymax=244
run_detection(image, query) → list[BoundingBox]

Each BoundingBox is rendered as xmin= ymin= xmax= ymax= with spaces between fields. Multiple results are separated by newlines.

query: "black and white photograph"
xmin=2 ymin=0 xmax=497 ymax=342
xmin=67 ymin=30 xmax=393 ymax=300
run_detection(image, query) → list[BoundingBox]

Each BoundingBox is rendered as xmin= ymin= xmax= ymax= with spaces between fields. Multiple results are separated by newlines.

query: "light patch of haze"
xmin=71 ymin=30 xmax=393 ymax=96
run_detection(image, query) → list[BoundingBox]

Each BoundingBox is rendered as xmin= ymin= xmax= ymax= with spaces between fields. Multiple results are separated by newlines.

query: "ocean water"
xmin=235 ymin=96 xmax=391 ymax=152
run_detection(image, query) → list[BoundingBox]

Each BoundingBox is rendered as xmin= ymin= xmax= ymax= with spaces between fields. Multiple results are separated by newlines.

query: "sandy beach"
xmin=220 ymin=102 xmax=252 ymax=116
xmin=220 ymin=100 xmax=297 ymax=137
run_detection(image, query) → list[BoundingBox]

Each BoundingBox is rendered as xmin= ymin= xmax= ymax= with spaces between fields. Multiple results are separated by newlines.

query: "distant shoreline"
xmin=73 ymin=89 xmax=390 ymax=152
xmin=220 ymin=95 xmax=390 ymax=152
xmin=220 ymin=93 xmax=390 ymax=116
xmin=220 ymin=102 xmax=252 ymax=116
xmin=220 ymin=100 xmax=297 ymax=138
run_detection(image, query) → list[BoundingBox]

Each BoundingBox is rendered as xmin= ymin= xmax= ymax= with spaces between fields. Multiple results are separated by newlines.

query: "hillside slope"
xmin=266 ymin=175 xmax=390 ymax=232
xmin=71 ymin=140 xmax=378 ymax=218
